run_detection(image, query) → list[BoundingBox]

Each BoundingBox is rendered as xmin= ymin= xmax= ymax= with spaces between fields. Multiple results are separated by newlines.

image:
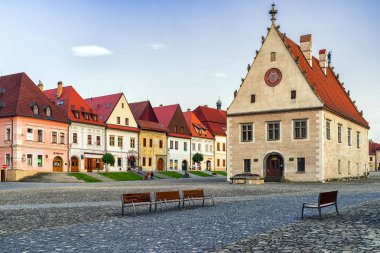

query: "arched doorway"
xmin=265 ymin=153 xmax=284 ymax=182
xmin=182 ymin=160 xmax=188 ymax=171
xmin=206 ymin=160 xmax=211 ymax=171
xmin=71 ymin=157 xmax=79 ymax=172
xmin=53 ymin=156 xmax=63 ymax=172
xmin=128 ymin=156 xmax=136 ymax=169
xmin=157 ymin=158 xmax=164 ymax=171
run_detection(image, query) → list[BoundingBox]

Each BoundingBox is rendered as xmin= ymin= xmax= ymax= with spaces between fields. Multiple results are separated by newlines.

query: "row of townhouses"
xmin=0 ymin=74 xmax=226 ymax=181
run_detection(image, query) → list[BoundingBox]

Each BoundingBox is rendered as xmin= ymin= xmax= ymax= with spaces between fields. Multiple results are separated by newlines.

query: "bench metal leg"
xmin=149 ymin=203 xmax=152 ymax=212
xmin=132 ymin=203 xmax=136 ymax=217
xmin=301 ymin=204 xmax=305 ymax=220
xmin=178 ymin=200 xmax=181 ymax=209
xmin=335 ymin=203 xmax=340 ymax=216
xmin=121 ymin=205 xmax=124 ymax=216
xmin=202 ymin=198 xmax=205 ymax=207
xmin=318 ymin=207 xmax=322 ymax=220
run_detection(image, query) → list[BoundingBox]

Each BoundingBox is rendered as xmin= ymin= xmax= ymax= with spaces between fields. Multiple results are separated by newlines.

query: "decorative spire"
xmin=216 ymin=97 xmax=222 ymax=110
xmin=269 ymin=3 xmax=278 ymax=26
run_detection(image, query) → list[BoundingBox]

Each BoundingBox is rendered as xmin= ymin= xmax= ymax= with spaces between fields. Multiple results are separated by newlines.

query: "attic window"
xmin=32 ymin=104 xmax=39 ymax=115
xmin=271 ymin=52 xmax=276 ymax=62
xmin=121 ymin=103 xmax=124 ymax=108
xmin=92 ymin=114 xmax=97 ymax=121
xmin=45 ymin=106 xmax=52 ymax=117
xmin=106 ymin=103 xmax=111 ymax=109
xmin=291 ymin=90 xmax=296 ymax=99
xmin=100 ymin=116 xmax=103 ymax=120
xmin=74 ymin=111 xmax=80 ymax=119
xmin=57 ymin=100 xmax=64 ymax=106
xmin=84 ymin=113 xmax=89 ymax=120
xmin=251 ymin=94 xmax=256 ymax=103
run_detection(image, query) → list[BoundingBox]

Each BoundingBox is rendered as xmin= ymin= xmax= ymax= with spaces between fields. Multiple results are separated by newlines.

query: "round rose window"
xmin=264 ymin=68 xmax=282 ymax=87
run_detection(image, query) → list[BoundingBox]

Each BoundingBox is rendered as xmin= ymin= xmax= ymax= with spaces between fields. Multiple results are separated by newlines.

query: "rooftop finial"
xmin=327 ymin=51 xmax=332 ymax=66
xmin=216 ymin=97 xmax=222 ymax=110
xmin=269 ymin=3 xmax=278 ymax=26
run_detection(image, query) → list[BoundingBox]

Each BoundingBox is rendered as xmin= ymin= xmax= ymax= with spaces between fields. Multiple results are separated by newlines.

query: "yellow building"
xmin=130 ymin=101 xmax=167 ymax=171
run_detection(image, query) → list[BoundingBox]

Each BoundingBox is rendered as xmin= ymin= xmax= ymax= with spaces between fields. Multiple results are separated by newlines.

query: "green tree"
xmin=192 ymin=153 xmax=204 ymax=164
xmin=102 ymin=153 xmax=115 ymax=174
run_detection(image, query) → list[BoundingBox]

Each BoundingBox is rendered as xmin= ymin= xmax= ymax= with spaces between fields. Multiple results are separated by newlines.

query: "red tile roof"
xmin=369 ymin=141 xmax=380 ymax=155
xmin=85 ymin=93 xmax=122 ymax=122
xmin=193 ymin=106 xmax=227 ymax=136
xmin=278 ymin=31 xmax=368 ymax=128
xmin=0 ymin=72 xmax=67 ymax=122
xmin=153 ymin=104 xmax=178 ymax=128
xmin=107 ymin=124 xmax=139 ymax=132
xmin=129 ymin=101 xmax=167 ymax=132
xmin=183 ymin=111 xmax=214 ymax=139
xmin=154 ymin=104 xmax=192 ymax=138
xmin=44 ymin=86 xmax=105 ymax=127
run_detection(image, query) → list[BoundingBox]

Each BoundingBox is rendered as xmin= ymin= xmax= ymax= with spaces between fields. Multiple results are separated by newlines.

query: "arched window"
xmin=45 ymin=106 xmax=52 ymax=117
xmin=32 ymin=104 xmax=39 ymax=115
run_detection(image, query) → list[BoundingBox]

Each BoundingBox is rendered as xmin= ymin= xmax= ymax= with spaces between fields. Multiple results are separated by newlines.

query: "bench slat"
xmin=123 ymin=193 xmax=151 ymax=204
xmin=155 ymin=191 xmax=180 ymax=201
xmin=183 ymin=189 xmax=204 ymax=198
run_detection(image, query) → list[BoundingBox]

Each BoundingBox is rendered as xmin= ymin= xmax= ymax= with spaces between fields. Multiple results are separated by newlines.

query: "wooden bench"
xmin=301 ymin=190 xmax=339 ymax=220
xmin=155 ymin=190 xmax=181 ymax=211
xmin=182 ymin=189 xmax=214 ymax=208
xmin=121 ymin=192 xmax=160 ymax=216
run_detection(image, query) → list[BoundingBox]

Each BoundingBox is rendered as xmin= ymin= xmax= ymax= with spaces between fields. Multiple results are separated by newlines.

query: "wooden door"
xmin=84 ymin=158 xmax=91 ymax=172
xmin=71 ymin=157 xmax=79 ymax=172
xmin=266 ymin=155 xmax=283 ymax=181
xmin=53 ymin=157 xmax=63 ymax=172
xmin=157 ymin=158 xmax=164 ymax=171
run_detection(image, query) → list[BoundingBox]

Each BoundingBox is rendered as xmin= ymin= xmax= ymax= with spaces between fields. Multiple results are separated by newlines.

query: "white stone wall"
xmin=190 ymin=137 xmax=214 ymax=170
xmin=167 ymin=136 xmax=191 ymax=171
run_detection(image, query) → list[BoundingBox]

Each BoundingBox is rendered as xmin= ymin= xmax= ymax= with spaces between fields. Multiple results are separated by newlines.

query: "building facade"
xmin=369 ymin=140 xmax=380 ymax=171
xmin=86 ymin=93 xmax=139 ymax=171
xmin=0 ymin=73 xmax=69 ymax=181
xmin=154 ymin=104 xmax=191 ymax=171
xmin=130 ymin=101 xmax=167 ymax=171
xmin=227 ymin=5 xmax=369 ymax=182
xmin=45 ymin=83 xmax=106 ymax=172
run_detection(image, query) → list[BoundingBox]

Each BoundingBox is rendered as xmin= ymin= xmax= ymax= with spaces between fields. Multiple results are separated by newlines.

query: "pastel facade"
xmin=369 ymin=141 xmax=380 ymax=171
xmin=86 ymin=93 xmax=139 ymax=171
xmin=0 ymin=73 xmax=68 ymax=181
xmin=227 ymin=7 xmax=369 ymax=182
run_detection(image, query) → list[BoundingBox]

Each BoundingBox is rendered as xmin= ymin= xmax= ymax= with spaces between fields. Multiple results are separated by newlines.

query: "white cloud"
xmin=148 ymin=43 xmax=167 ymax=50
xmin=72 ymin=45 xmax=113 ymax=57
xmin=213 ymin=72 xmax=227 ymax=78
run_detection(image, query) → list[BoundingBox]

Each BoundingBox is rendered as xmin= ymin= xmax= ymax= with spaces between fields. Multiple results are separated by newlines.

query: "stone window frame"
xmin=96 ymin=136 xmax=101 ymax=146
xmin=338 ymin=159 xmax=341 ymax=174
xmin=347 ymin=128 xmax=352 ymax=146
xmin=37 ymin=129 xmax=44 ymax=143
xmin=337 ymin=124 xmax=342 ymax=143
xmin=109 ymin=136 xmax=115 ymax=146
xmin=117 ymin=136 xmax=123 ymax=147
xmin=326 ymin=119 xmax=331 ymax=140
xmin=240 ymin=123 xmax=254 ymax=143
xmin=267 ymin=121 xmax=281 ymax=141
xmin=5 ymin=127 xmax=11 ymax=141
xmin=243 ymin=159 xmax=251 ymax=173
xmin=356 ymin=131 xmax=360 ymax=149
xmin=130 ymin=138 xmax=135 ymax=148
xmin=297 ymin=157 xmax=305 ymax=173
xmin=271 ymin=52 xmax=276 ymax=62
xmin=293 ymin=119 xmax=308 ymax=140
xmin=72 ymin=132 xmax=78 ymax=144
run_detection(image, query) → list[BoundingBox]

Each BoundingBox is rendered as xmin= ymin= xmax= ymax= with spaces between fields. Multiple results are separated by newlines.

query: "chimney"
xmin=319 ymin=49 xmax=327 ymax=75
xmin=187 ymin=108 xmax=191 ymax=112
xmin=204 ymin=105 xmax=208 ymax=107
xmin=300 ymin=34 xmax=312 ymax=67
xmin=37 ymin=80 xmax=44 ymax=91
xmin=56 ymin=81 xmax=63 ymax=98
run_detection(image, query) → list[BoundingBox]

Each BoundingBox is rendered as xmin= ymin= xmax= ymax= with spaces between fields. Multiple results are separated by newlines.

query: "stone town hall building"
xmin=227 ymin=5 xmax=369 ymax=182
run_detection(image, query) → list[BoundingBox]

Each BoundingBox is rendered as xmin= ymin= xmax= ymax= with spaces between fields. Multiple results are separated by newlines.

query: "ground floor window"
xmin=244 ymin=159 xmax=251 ymax=173
xmin=170 ymin=159 xmax=173 ymax=169
xmin=37 ymin=155 xmax=43 ymax=167
xmin=27 ymin=154 xmax=33 ymax=166
xmin=174 ymin=160 xmax=178 ymax=169
xmin=223 ymin=159 xmax=226 ymax=167
xmin=348 ymin=161 xmax=351 ymax=175
xmin=297 ymin=158 xmax=305 ymax=172
xmin=217 ymin=159 xmax=220 ymax=167
xmin=338 ymin=160 xmax=341 ymax=174
xmin=149 ymin=158 xmax=152 ymax=166
xmin=5 ymin=154 xmax=11 ymax=166
xmin=117 ymin=158 xmax=122 ymax=167
xmin=142 ymin=157 xmax=146 ymax=166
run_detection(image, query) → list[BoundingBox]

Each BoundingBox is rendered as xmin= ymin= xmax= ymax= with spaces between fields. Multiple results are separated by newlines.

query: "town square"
xmin=0 ymin=0 xmax=379 ymax=252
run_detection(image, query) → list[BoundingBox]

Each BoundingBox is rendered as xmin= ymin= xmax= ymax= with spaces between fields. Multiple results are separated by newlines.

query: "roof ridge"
xmin=15 ymin=73 xmax=25 ymax=115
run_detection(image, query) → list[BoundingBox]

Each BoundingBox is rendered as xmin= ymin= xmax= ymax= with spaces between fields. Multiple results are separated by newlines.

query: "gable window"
xmin=118 ymin=136 xmax=123 ymax=147
xmin=326 ymin=120 xmax=331 ymax=140
xmin=206 ymin=144 xmax=209 ymax=152
xmin=251 ymin=94 xmax=256 ymax=103
xmin=337 ymin=124 xmax=342 ymax=143
xmin=297 ymin=158 xmax=305 ymax=172
xmin=210 ymin=144 xmax=213 ymax=152
xmin=149 ymin=139 xmax=153 ymax=148
xmin=32 ymin=104 xmax=39 ymax=115
xmin=110 ymin=136 xmax=115 ymax=146
xmin=117 ymin=117 xmax=121 ymax=124
xmin=271 ymin=52 xmax=276 ymax=62
xmin=96 ymin=136 xmax=101 ymax=146
xmin=5 ymin=128 xmax=11 ymax=141
xmin=87 ymin=135 xmax=92 ymax=145
xmin=174 ymin=126 xmax=178 ymax=134
xmin=130 ymin=138 xmax=135 ymax=148
xmin=244 ymin=159 xmax=251 ymax=173
xmin=159 ymin=140 xmax=163 ymax=149
xmin=52 ymin=131 xmax=57 ymax=143
xmin=73 ymin=133 xmax=78 ymax=143
xmin=27 ymin=128 xmax=34 ymax=141
xmin=267 ymin=122 xmax=280 ymax=141
xmin=356 ymin=132 xmax=360 ymax=148
xmin=45 ymin=106 xmax=51 ymax=117
xmin=294 ymin=120 xmax=307 ymax=139
xmin=60 ymin=133 xmax=65 ymax=144
xmin=121 ymin=103 xmax=124 ymax=108
xmin=125 ymin=118 xmax=129 ymax=126
xmin=291 ymin=90 xmax=296 ymax=99
xmin=241 ymin=124 xmax=253 ymax=142
xmin=347 ymin=128 xmax=351 ymax=146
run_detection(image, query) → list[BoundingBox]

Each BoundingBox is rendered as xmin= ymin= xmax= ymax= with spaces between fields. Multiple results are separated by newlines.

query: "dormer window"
xmin=45 ymin=106 xmax=52 ymax=117
xmin=84 ymin=113 xmax=89 ymax=120
xmin=106 ymin=103 xmax=111 ymax=109
xmin=32 ymin=104 xmax=39 ymax=115
xmin=74 ymin=111 xmax=80 ymax=119
xmin=92 ymin=114 xmax=97 ymax=121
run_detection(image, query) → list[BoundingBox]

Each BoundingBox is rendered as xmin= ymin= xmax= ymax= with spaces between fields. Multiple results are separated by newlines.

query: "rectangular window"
xmin=27 ymin=128 xmax=33 ymax=141
xmin=241 ymin=124 xmax=253 ymax=142
xmin=291 ymin=90 xmax=296 ymax=99
xmin=117 ymin=158 xmax=122 ymax=167
xmin=96 ymin=136 xmax=101 ymax=146
xmin=38 ymin=155 xmax=43 ymax=167
xmin=356 ymin=163 xmax=359 ymax=175
xmin=174 ymin=126 xmax=177 ymax=133
xmin=174 ymin=160 xmax=178 ymax=169
xmin=159 ymin=140 xmax=163 ymax=149
xmin=251 ymin=94 xmax=256 ymax=103
xmin=223 ymin=159 xmax=226 ymax=167
xmin=297 ymin=158 xmax=305 ymax=172
xmin=73 ymin=133 xmax=78 ymax=143
xmin=271 ymin=52 xmax=276 ymax=61
xmin=52 ymin=131 xmax=57 ymax=143
xmin=37 ymin=130 xmax=43 ymax=142
xmin=142 ymin=157 xmax=146 ymax=166
xmin=356 ymin=132 xmax=360 ymax=148
xmin=244 ymin=159 xmax=251 ymax=173
xmin=170 ymin=159 xmax=173 ymax=169
xmin=217 ymin=142 xmax=220 ymax=151
xmin=149 ymin=139 xmax=153 ymax=148
xmin=84 ymin=113 xmax=89 ymax=120
xmin=217 ymin=159 xmax=220 ymax=167
xmin=60 ymin=133 xmax=65 ymax=144
xmin=348 ymin=161 xmax=351 ymax=175
xmin=125 ymin=118 xmax=129 ymax=126
xmin=5 ymin=154 xmax=11 ymax=166
xmin=27 ymin=154 xmax=33 ymax=166
xmin=198 ymin=143 xmax=201 ymax=151
xmin=347 ymin=128 xmax=351 ymax=146
xmin=338 ymin=160 xmax=341 ymax=174
xmin=143 ymin=138 xmax=146 ymax=147
xmin=267 ymin=122 xmax=280 ymax=141
xmin=148 ymin=158 xmax=152 ymax=166
xmin=130 ymin=138 xmax=135 ymax=148
xmin=205 ymin=145 xmax=209 ymax=152
xmin=175 ymin=141 xmax=178 ymax=150
xmin=337 ymin=124 xmax=342 ymax=143
xmin=184 ymin=142 xmax=187 ymax=151
xmin=110 ymin=136 xmax=115 ymax=146
xmin=223 ymin=143 xmax=226 ymax=151
xmin=192 ymin=143 xmax=196 ymax=151
xmin=326 ymin=120 xmax=331 ymax=140
xmin=87 ymin=135 xmax=92 ymax=145
xmin=6 ymin=128 xmax=11 ymax=141
xmin=294 ymin=120 xmax=307 ymax=139
xmin=170 ymin=141 xmax=173 ymax=149
xmin=118 ymin=136 xmax=123 ymax=147
xmin=210 ymin=144 xmax=213 ymax=152
xmin=117 ymin=117 xmax=121 ymax=124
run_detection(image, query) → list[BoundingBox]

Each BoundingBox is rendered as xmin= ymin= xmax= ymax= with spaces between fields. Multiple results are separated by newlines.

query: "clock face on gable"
xmin=264 ymin=68 xmax=282 ymax=87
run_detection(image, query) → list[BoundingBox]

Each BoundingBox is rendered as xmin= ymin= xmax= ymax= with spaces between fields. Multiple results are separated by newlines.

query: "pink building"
xmin=0 ymin=73 xmax=68 ymax=181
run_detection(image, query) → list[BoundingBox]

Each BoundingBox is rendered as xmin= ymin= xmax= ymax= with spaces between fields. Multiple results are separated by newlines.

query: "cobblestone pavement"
xmin=0 ymin=174 xmax=379 ymax=252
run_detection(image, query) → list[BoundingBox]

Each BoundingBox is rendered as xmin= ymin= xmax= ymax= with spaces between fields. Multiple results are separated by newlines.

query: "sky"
xmin=0 ymin=0 xmax=379 ymax=140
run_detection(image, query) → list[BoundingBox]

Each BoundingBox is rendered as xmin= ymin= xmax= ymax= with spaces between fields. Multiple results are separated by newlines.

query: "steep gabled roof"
xmin=277 ymin=30 xmax=368 ymax=128
xmin=45 ymin=86 xmax=104 ymax=126
xmin=193 ymin=106 xmax=227 ymax=136
xmin=0 ymin=72 xmax=67 ymax=122
xmin=153 ymin=104 xmax=178 ymax=128
xmin=154 ymin=104 xmax=191 ymax=138
xmin=85 ymin=93 xmax=123 ymax=122
xmin=183 ymin=111 xmax=214 ymax=139
xmin=369 ymin=141 xmax=380 ymax=155
xmin=129 ymin=101 xmax=166 ymax=132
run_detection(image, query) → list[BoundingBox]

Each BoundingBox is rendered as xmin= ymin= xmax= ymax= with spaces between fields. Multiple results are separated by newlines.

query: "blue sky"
xmin=0 ymin=0 xmax=379 ymax=140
